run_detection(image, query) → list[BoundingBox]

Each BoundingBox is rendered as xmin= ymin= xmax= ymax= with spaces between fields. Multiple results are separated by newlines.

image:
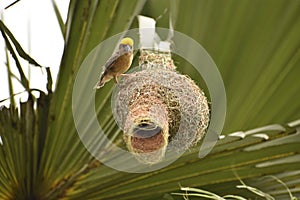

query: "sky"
xmin=0 ymin=0 xmax=69 ymax=107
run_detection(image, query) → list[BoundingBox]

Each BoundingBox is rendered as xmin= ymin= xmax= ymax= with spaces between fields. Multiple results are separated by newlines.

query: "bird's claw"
xmin=119 ymin=73 xmax=130 ymax=77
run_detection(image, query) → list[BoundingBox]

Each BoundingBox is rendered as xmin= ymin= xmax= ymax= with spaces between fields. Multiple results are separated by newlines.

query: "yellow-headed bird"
xmin=94 ymin=37 xmax=134 ymax=89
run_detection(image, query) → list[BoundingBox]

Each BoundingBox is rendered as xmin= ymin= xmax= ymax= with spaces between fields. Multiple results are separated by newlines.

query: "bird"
xmin=94 ymin=37 xmax=134 ymax=89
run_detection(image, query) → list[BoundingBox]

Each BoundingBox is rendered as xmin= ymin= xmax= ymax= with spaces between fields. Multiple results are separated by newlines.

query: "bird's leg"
xmin=113 ymin=76 xmax=118 ymax=84
xmin=115 ymin=74 xmax=130 ymax=84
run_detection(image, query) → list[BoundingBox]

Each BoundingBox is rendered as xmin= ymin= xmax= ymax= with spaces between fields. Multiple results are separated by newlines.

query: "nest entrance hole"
xmin=133 ymin=121 xmax=162 ymax=139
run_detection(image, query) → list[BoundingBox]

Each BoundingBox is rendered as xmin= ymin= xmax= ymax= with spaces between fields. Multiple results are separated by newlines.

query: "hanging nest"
xmin=112 ymin=50 xmax=209 ymax=164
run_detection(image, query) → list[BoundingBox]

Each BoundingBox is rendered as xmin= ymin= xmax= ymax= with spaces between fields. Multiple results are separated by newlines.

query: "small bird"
xmin=94 ymin=37 xmax=134 ymax=89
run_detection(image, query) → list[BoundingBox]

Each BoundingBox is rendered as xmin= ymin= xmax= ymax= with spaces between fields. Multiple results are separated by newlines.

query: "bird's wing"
xmin=104 ymin=51 xmax=120 ymax=70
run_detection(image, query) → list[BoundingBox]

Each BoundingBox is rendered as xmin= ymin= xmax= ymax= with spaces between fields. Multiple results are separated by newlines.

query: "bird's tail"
xmin=94 ymin=74 xmax=105 ymax=89
xmin=94 ymin=72 xmax=109 ymax=89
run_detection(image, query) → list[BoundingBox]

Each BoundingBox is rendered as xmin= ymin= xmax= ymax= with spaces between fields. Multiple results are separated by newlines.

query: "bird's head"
xmin=119 ymin=37 xmax=134 ymax=54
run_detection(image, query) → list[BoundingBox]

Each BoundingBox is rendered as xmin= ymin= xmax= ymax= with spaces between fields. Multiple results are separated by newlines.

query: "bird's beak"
xmin=124 ymin=45 xmax=131 ymax=52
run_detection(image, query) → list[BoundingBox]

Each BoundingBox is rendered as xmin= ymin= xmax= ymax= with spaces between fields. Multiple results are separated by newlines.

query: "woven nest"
xmin=112 ymin=51 xmax=209 ymax=164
